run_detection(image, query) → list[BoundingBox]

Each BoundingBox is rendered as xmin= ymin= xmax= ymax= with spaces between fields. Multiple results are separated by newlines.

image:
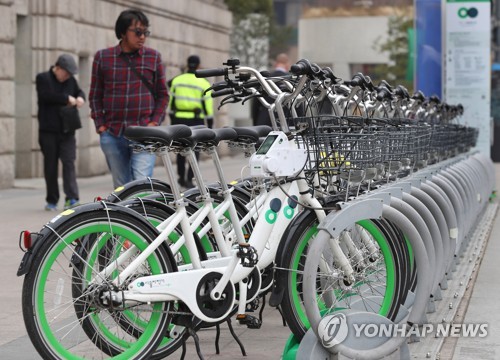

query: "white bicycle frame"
xmin=91 ymin=139 xmax=327 ymax=323
xmin=163 ymin=145 xmax=270 ymax=262
xmin=168 ymin=179 xmax=269 ymax=261
xmin=90 ymin=66 xmax=360 ymax=323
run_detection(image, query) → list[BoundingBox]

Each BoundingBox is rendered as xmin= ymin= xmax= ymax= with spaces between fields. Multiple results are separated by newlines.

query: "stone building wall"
xmin=0 ymin=0 xmax=231 ymax=188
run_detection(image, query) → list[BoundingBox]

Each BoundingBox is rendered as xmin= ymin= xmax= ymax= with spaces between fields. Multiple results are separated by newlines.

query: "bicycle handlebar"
xmin=376 ymin=86 xmax=393 ymax=102
xmin=290 ymin=62 xmax=309 ymax=76
xmin=378 ymin=80 xmax=393 ymax=91
xmin=195 ymin=68 xmax=228 ymax=78
xmin=211 ymin=88 xmax=235 ymax=98
xmin=260 ymin=70 xmax=272 ymax=77
xmin=199 ymin=58 xmax=463 ymax=127
xmin=290 ymin=59 xmax=322 ymax=77
xmin=412 ymin=90 xmax=425 ymax=102
xmin=242 ymin=78 xmax=262 ymax=90
xmin=394 ymin=85 xmax=410 ymax=100
xmin=346 ymin=73 xmax=367 ymax=88
xmin=429 ymin=95 xmax=441 ymax=104
xmin=204 ymin=81 xmax=230 ymax=95
xmin=364 ymin=76 xmax=375 ymax=91
xmin=322 ymin=67 xmax=341 ymax=84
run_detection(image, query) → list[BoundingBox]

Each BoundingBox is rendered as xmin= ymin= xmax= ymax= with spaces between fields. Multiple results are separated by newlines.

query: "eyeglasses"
xmin=128 ymin=28 xmax=151 ymax=38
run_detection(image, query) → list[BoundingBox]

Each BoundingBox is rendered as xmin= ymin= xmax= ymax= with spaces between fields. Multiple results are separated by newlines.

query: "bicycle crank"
xmin=196 ymin=272 xmax=235 ymax=321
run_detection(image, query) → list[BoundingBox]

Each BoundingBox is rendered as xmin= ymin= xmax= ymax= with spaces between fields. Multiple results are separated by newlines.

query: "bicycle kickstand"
xmin=276 ymin=304 xmax=287 ymax=327
xmin=227 ymin=317 xmax=247 ymax=356
xmin=259 ymin=293 xmax=266 ymax=322
xmin=213 ymin=318 xmax=247 ymax=356
xmin=215 ymin=323 xmax=221 ymax=354
xmin=179 ymin=325 xmax=205 ymax=360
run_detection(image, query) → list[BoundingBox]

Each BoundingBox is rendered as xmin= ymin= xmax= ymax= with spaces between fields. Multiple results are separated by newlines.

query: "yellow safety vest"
xmin=169 ymin=73 xmax=213 ymax=119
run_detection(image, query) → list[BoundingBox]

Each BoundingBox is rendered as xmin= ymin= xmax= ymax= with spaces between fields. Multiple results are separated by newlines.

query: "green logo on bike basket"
xmin=266 ymin=198 xmax=282 ymax=224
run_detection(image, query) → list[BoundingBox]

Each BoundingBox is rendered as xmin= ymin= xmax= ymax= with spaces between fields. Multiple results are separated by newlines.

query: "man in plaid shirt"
xmin=89 ymin=9 xmax=168 ymax=188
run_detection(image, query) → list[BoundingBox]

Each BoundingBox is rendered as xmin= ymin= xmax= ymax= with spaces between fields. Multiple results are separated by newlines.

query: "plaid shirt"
xmin=89 ymin=44 xmax=169 ymax=134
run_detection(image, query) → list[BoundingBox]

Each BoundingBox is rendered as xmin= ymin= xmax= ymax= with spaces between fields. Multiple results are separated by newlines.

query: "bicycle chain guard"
xmin=195 ymin=272 xmax=235 ymax=320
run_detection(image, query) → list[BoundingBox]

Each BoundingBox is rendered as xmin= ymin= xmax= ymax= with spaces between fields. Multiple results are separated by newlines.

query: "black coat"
xmin=36 ymin=67 xmax=85 ymax=133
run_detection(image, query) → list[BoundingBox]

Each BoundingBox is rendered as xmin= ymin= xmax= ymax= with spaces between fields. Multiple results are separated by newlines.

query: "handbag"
xmin=60 ymin=106 xmax=82 ymax=133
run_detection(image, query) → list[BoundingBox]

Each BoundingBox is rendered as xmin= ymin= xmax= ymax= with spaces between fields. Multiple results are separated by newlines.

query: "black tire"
xmin=106 ymin=178 xmax=172 ymax=203
xmin=22 ymin=209 xmax=174 ymax=360
xmin=278 ymin=210 xmax=407 ymax=341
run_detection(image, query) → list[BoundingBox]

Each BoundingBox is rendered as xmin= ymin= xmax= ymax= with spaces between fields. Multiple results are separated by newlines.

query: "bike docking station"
xmin=19 ymin=57 xmax=497 ymax=360
xmin=283 ymin=152 xmax=497 ymax=360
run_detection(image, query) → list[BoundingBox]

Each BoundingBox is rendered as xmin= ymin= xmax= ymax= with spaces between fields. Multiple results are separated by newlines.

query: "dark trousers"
xmin=38 ymin=132 xmax=79 ymax=204
xmin=170 ymin=117 xmax=212 ymax=182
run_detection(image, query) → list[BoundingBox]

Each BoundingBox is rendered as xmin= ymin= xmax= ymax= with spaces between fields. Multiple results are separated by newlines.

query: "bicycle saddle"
xmin=174 ymin=127 xmax=216 ymax=148
xmin=232 ymin=125 xmax=273 ymax=144
xmin=232 ymin=127 xmax=264 ymax=144
xmin=190 ymin=126 xmax=238 ymax=145
xmin=124 ymin=124 xmax=192 ymax=146
xmin=212 ymin=127 xmax=238 ymax=145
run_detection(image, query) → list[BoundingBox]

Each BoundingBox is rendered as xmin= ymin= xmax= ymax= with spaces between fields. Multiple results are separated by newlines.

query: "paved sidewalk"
xmin=0 ymin=155 xmax=499 ymax=359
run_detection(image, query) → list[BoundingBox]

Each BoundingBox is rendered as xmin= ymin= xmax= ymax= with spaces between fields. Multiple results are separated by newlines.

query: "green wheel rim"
xmin=35 ymin=224 xmax=166 ymax=359
xmin=404 ymin=235 xmax=414 ymax=271
xmin=357 ymin=219 xmax=396 ymax=316
xmin=289 ymin=219 xmax=396 ymax=331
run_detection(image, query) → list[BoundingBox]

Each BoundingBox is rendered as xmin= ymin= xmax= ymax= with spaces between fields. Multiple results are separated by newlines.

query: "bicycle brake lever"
xmin=204 ymin=81 xmax=229 ymax=95
xmin=218 ymin=95 xmax=242 ymax=109
xmin=241 ymin=93 xmax=263 ymax=106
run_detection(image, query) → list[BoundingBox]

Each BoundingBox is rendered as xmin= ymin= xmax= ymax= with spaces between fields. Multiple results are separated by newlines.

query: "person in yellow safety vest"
xmin=168 ymin=55 xmax=214 ymax=188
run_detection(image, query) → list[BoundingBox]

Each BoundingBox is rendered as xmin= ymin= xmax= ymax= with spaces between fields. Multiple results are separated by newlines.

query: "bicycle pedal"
xmin=236 ymin=243 xmax=258 ymax=267
xmin=246 ymin=298 xmax=260 ymax=312
xmin=236 ymin=314 xmax=262 ymax=329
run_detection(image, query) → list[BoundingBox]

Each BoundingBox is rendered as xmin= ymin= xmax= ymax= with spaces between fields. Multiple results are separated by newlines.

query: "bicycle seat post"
xmin=185 ymin=147 xmax=210 ymax=199
xmin=158 ymin=148 xmax=184 ymax=202
xmin=205 ymin=145 xmax=229 ymax=192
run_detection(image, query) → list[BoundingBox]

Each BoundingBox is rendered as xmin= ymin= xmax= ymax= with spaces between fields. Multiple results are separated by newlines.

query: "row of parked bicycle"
xmin=17 ymin=58 xmax=493 ymax=359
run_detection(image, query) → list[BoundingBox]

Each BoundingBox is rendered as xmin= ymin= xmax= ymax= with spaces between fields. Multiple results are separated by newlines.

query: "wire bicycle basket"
xmin=376 ymin=119 xmax=432 ymax=171
xmin=294 ymin=115 xmax=382 ymax=186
